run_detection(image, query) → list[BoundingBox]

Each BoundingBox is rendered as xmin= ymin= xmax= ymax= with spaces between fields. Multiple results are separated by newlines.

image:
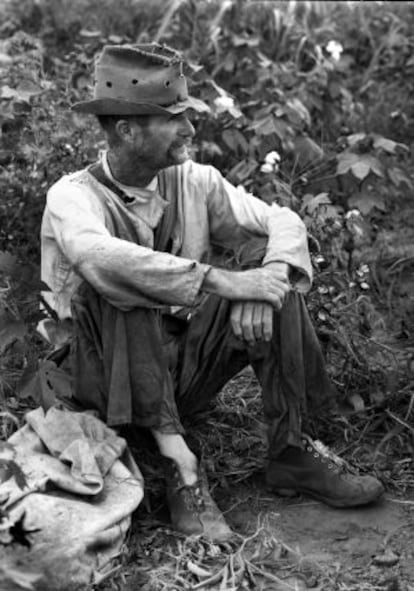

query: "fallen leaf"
xmin=372 ymin=548 xmax=399 ymax=567
xmin=348 ymin=393 xmax=365 ymax=413
xmin=186 ymin=560 xmax=212 ymax=579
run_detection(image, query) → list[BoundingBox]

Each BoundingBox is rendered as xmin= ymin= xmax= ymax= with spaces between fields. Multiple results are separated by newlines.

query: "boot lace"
xmin=171 ymin=467 xmax=210 ymax=512
xmin=302 ymin=434 xmax=352 ymax=473
xmin=180 ymin=483 xmax=206 ymax=512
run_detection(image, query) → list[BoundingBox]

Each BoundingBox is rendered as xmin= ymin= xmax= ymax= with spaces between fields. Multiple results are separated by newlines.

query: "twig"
xmin=246 ymin=560 xmax=298 ymax=589
xmin=385 ymin=408 xmax=414 ymax=436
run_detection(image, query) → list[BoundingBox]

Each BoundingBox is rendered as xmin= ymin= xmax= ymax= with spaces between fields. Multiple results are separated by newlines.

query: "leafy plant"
xmin=0 ymin=0 xmax=412 ymax=449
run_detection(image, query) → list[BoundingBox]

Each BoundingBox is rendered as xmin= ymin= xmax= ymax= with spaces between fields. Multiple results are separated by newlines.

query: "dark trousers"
xmin=164 ymin=292 xmax=335 ymax=457
xmin=70 ymin=283 xmax=336 ymax=459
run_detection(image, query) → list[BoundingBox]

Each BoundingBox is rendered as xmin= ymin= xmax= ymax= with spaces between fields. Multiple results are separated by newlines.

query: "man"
xmin=40 ymin=43 xmax=383 ymax=542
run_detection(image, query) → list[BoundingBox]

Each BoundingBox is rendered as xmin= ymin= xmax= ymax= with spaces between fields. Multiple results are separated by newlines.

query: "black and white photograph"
xmin=0 ymin=1 xmax=413 ymax=589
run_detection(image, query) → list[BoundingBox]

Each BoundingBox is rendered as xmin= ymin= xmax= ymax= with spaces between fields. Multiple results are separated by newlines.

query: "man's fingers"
xmin=230 ymin=302 xmax=243 ymax=339
xmin=252 ymin=303 xmax=264 ymax=341
xmin=240 ymin=303 xmax=255 ymax=344
xmin=232 ymin=302 xmax=275 ymax=345
xmin=268 ymin=285 xmax=288 ymax=310
xmin=262 ymin=273 xmax=290 ymax=309
xmin=262 ymin=304 xmax=274 ymax=341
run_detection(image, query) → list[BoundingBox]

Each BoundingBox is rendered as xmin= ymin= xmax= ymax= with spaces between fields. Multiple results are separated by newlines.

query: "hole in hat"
xmin=164 ymin=80 xmax=171 ymax=87
xmin=106 ymin=81 xmax=112 ymax=87
xmin=132 ymin=79 xmax=138 ymax=85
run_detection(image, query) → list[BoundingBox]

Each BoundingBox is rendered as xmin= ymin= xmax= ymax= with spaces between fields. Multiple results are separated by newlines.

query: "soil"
xmin=109 ymin=468 xmax=414 ymax=591
xmin=226 ymin=481 xmax=414 ymax=590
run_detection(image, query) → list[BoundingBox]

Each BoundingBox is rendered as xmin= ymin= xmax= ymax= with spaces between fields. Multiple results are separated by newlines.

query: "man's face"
xmin=129 ymin=111 xmax=196 ymax=170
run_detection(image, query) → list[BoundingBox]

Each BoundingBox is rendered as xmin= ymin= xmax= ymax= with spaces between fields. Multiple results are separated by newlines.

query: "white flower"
xmin=264 ymin=150 xmax=281 ymax=165
xmin=345 ymin=209 xmax=361 ymax=219
xmin=326 ymin=40 xmax=343 ymax=61
xmin=214 ymin=95 xmax=235 ymax=114
xmin=260 ymin=162 xmax=274 ymax=174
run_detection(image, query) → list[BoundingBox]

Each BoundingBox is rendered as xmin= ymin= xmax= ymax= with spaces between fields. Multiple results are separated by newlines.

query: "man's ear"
xmin=115 ymin=118 xmax=141 ymax=145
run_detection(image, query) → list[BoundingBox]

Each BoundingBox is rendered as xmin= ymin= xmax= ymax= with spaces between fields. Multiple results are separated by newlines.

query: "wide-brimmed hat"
xmin=71 ymin=43 xmax=209 ymax=116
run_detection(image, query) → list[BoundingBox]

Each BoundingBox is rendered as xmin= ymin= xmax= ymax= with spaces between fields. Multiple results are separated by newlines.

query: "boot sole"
xmin=270 ymin=486 xmax=384 ymax=508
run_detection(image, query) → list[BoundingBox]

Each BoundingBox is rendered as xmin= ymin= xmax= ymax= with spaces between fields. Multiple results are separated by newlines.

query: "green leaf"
xmin=293 ymin=136 xmax=324 ymax=169
xmin=388 ymin=167 xmax=413 ymax=189
xmin=249 ymin=114 xmax=277 ymax=136
xmin=350 ymin=160 xmax=371 ymax=180
xmin=336 ymin=152 xmax=360 ymax=175
xmin=364 ymin=155 xmax=384 ymax=178
xmin=285 ymin=98 xmax=311 ymax=127
xmin=348 ymin=192 xmax=386 ymax=215
xmin=336 ymin=153 xmax=383 ymax=180
xmin=0 ymin=251 xmax=17 ymax=275
xmin=37 ymin=360 xmax=73 ymax=410
xmin=228 ymin=159 xmax=258 ymax=183
xmin=0 ymin=313 xmax=27 ymax=354
xmin=373 ymin=136 xmax=398 ymax=153
xmin=222 ymin=128 xmax=249 ymax=154
xmin=0 ymin=81 xmax=44 ymax=103
xmin=16 ymin=361 xmax=40 ymax=400
xmin=301 ymin=193 xmax=331 ymax=215
xmin=346 ymin=133 xmax=367 ymax=147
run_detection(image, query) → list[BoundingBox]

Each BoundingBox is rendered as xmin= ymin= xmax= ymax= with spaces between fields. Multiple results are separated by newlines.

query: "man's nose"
xmin=179 ymin=115 xmax=195 ymax=138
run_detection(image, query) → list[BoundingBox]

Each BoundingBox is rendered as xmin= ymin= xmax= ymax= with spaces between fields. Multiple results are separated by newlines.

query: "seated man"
xmin=40 ymin=43 xmax=383 ymax=542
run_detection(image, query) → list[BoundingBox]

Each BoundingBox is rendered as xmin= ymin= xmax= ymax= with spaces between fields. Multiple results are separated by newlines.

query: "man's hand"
xmin=202 ymin=263 xmax=291 ymax=309
xmin=230 ymin=301 xmax=275 ymax=345
xmin=203 ymin=261 xmax=292 ymax=345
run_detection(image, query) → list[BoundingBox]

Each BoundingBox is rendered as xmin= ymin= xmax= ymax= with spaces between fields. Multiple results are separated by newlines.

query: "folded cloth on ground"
xmin=0 ymin=406 xmax=144 ymax=591
xmin=25 ymin=406 xmax=128 ymax=494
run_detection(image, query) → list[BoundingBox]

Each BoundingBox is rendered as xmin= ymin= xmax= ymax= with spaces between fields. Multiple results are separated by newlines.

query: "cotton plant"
xmin=326 ymin=39 xmax=343 ymax=61
xmin=213 ymin=95 xmax=242 ymax=118
xmin=260 ymin=151 xmax=281 ymax=174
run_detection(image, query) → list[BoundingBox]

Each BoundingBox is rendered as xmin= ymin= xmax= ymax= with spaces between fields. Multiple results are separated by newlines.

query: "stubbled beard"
xmin=169 ymin=143 xmax=191 ymax=164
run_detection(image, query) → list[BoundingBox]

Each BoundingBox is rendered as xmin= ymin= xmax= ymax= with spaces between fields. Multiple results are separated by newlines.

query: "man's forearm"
xmin=202 ymin=267 xmax=241 ymax=300
xmin=201 ymin=266 xmax=290 ymax=309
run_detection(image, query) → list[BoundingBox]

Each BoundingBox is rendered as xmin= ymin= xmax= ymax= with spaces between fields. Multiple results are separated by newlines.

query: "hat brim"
xmin=71 ymin=95 xmax=210 ymax=115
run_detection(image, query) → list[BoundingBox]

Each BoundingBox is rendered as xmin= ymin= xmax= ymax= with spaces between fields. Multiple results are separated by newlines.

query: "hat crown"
xmin=71 ymin=42 xmax=209 ymax=116
xmin=93 ymin=43 xmax=188 ymax=108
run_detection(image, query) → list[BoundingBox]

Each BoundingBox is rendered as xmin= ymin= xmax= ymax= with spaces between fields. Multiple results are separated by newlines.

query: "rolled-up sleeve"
xmin=200 ymin=165 xmax=313 ymax=292
xmin=46 ymin=180 xmax=211 ymax=310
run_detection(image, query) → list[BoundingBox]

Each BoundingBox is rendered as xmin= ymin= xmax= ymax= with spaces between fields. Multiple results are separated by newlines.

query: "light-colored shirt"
xmin=40 ymin=156 xmax=313 ymax=327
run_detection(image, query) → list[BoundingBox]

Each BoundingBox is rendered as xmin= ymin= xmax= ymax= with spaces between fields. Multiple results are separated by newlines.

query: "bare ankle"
xmin=151 ymin=430 xmax=198 ymax=485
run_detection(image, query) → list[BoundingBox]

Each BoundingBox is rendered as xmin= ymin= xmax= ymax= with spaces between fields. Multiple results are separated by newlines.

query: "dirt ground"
xmin=107 ymin=470 xmax=414 ymax=591
xmin=227 ymin=482 xmax=414 ymax=590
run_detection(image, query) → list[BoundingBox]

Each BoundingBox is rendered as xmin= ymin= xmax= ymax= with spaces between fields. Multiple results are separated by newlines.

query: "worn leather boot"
xmin=166 ymin=464 xmax=234 ymax=542
xmin=267 ymin=435 xmax=384 ymax=507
